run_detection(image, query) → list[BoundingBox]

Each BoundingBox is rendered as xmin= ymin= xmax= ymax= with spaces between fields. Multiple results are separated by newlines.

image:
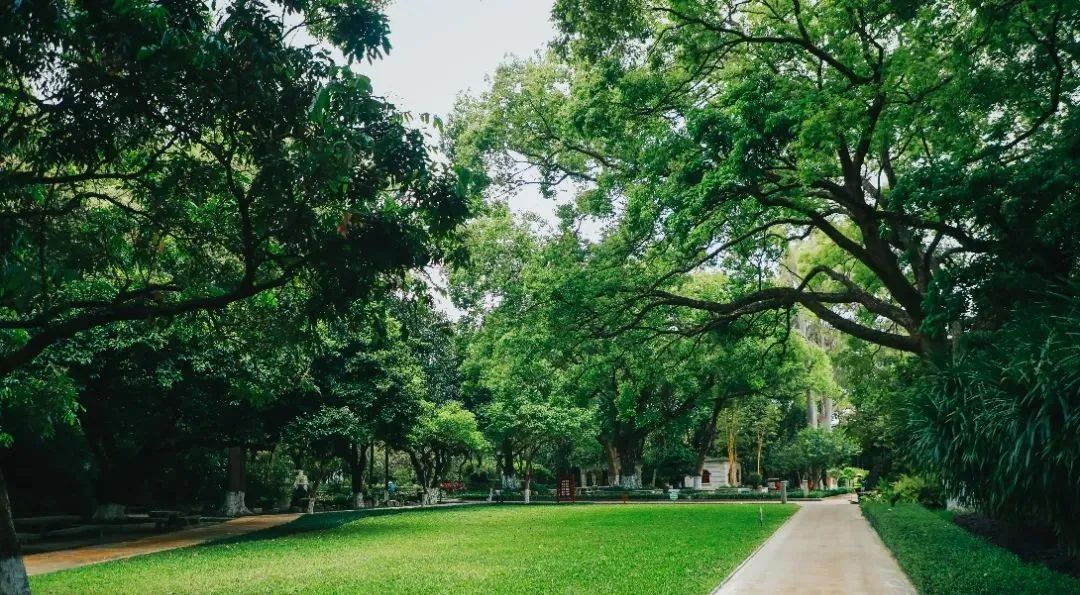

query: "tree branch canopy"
xmin=451 ymin=0 xmax=1079 ymax=356
xmin=0 ymin=0 xmax=469 ymax=376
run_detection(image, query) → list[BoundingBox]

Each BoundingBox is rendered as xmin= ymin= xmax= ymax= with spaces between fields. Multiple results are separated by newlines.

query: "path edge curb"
xmin=708 ymin=503 xmax=803 ymax=595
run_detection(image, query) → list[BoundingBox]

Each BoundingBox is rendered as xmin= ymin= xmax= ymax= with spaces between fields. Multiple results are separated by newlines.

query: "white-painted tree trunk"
xmin=421 ymin=488 xmax=439 ymax=506
xmin=523 ymin=488 xmax=531 ymax=504
xmin=501 ymin=473 xmax=518 ymax=489
xmin=222 ymin=491 xmax=252 ymax=517
xmin=619 ymin=473 xmax=641 ymax=489
xmin=690 ymin=475 xmax=702 ymax=489
xmin=306 ymin=484 xmax=319 ymax=514
xmin=0 ymin=556 xmax=30 ymax=595
xmin=352 ymin=491 xmax=366 ymax=509
xmin=91 ymin=503 xmax=126 ymax=521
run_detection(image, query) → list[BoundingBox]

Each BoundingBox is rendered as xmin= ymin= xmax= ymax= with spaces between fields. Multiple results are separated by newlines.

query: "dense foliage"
xmin=450 ymin=0 xmax=1080 ymax=542
xmin=907 ymin=298 xmax=1080 ymax=541
xmin=0 ymin=0 xmax=468 ymax=590
xmin=3 ymin=0 xmax=1078 ymax=590
xmin=0 ymin=0 xmax=465 ymax=376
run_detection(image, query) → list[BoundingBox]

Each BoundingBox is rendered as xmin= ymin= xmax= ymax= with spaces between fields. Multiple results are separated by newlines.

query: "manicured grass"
xmin=863 ymin=503 xmax=1080 ymax=595
xmin=32 ymin=503 xmax=796 ymax=594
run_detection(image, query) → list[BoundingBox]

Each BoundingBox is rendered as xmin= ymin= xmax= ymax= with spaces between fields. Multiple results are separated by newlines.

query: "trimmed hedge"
xmin=455 ymin=487 xmax=851 ymax=502
xmin=862 ymin=503 xmax=1080 ymax=594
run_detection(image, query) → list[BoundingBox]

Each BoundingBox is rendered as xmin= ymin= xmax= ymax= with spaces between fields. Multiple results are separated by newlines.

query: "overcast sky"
xmin=362 ymin=1 xmax=555 ymax=120
xmin=357 ymin=0 xmax=562 ymax=224
xmin=352 ymin=1 xmax=562 ymax=314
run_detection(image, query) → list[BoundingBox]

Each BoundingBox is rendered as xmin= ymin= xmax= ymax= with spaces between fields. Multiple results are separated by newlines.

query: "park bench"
xmin=148 ymin=510 xmax=201 ymax=530
xmin=13 ymin=515 xmax=81 ymax=538
xmin=44 ymin=525 xmax=106 ymax=540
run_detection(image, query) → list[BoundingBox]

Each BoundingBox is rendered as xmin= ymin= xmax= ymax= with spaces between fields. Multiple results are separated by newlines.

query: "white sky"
xmin=351 ymin=1 xmax=563 ymax=315
xmin=362 ymin=1 xmax=555 ymax=121
xmin=357 ymin=0 xmax=562 ymax=224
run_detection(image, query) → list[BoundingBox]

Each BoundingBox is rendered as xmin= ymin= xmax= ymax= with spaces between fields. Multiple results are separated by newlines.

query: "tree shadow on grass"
xmin=207 ymin=505 xmax=484 ymax=548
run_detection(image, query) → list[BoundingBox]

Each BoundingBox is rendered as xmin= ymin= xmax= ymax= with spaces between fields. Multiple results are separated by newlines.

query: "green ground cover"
xmin=863 ymin=503 xmax=1080 ymax=595
xmin=32 ymin=503 xmax=796 ymax=594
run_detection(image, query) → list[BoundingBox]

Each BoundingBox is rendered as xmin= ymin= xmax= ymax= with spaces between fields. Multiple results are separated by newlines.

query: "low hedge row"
xmin=454 ymin=487 xmax=850 ymax=501
xmin=862 ymin=503 xmax=1080 ymax=594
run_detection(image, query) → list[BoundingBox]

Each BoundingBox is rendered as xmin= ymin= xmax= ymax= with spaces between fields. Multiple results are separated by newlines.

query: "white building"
xmin=684 ymin=457 xmax=741 ymax=489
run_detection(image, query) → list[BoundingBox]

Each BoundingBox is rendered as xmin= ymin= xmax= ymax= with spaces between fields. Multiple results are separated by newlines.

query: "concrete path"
xmin=24 ymin=513 xmax=300 ymax=576
xmin=715 ymin=497 xmax=915 ymax=595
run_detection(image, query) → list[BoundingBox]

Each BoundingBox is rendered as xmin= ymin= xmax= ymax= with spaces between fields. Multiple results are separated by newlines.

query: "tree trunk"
xmin=522 ymin=458 xmax=534 ymax=503
xmin=726 ymin=408 xmax=739 ymax=486
xmin=806 ymin=390 xmax=818 ymax=428
xmin=367 ymin=443 xmax=375 ymax=489
xmin=615 ymin=441 xmax=642 ymax=488
xmin=422 ymin=487 xmax=439 ymax=506
xmin=602 ymin=440 xmax=620 ymax=486
xmin=384 ymin=445 xmax=390 ymax=490
xmin=756 ymin=433 xmax=764 ymax=477
xmin=821 ymin=397 xmax=834 ymax=430
xmin=691 ymin=388 xmax=726 ymax=482
xmin=618 ymin=472 xmax=641 ymax=489
xmin=222 ymin=446 xmax=252 ymax=517
xmin=306 ymin=480 xmax=320 ymax=515
xmin=500 ymin=442 xmax=517 ymax=488
xmin=0 ymin=467 xmax=29 ymax=595
xmin=81 ymin=374 xmax=132 ymax=521
xmin=347 ymin=442 xmax=368 ymax=510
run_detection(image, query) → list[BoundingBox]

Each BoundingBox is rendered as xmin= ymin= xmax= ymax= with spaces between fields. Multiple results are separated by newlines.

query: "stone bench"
xmin=148 ymin=510 xmax=201 ymax=530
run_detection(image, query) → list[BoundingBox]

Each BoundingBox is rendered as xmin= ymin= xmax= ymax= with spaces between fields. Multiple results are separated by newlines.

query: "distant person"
xmin=387 ymin=480 xmax=397 ymax=497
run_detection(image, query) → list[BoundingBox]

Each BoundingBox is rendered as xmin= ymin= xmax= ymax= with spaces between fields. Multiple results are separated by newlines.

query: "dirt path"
xmin=24 ymin=513 xmax=300 ymax=576
xmin=714 ymin=497 xmax=915 ymax=594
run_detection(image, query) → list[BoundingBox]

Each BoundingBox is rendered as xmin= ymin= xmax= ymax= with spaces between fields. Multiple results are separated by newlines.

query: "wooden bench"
xmin=44 ymin=525 xmax=106 ymax=540
xmin=13 ymin=515 xmax=81 ymax=538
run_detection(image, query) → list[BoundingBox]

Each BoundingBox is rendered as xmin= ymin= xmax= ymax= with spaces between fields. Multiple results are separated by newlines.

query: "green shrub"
xmin=889 ymin=474 xmax=945 ymax=508
xmin=863 ymin=503 xmax=1080 ymax=594
xmin=905 ymin=297 xmax=1080 ymax=542
xmin=744 ymin=472 xmax=763 ymax=487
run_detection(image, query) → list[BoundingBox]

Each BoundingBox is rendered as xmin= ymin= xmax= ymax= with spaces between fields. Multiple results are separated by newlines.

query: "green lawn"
xmin=32 ymin=503 xmax=795 ymax=594
xmin=863 ymin=503 xmax=1080 ymax=595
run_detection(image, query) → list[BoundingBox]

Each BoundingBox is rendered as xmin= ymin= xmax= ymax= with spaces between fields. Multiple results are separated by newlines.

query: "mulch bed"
xmin=952 ymin=513 xmax=1079 ymax=578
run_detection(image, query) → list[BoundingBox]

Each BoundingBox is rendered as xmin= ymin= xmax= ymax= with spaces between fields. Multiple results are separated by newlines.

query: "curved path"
xmin=714 ymin=497 xmax=915 ymax=594
xmin=23 ymin=513 xmax=300 ymax=576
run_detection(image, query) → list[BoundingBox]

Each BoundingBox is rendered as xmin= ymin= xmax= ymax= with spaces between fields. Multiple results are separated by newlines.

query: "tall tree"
xmin=404 ymin=401 xmax=487 ymax=505
xmin=452 ymin=0 xmax=1079 ymax=358
xmin=0 ymin=0 xmax=467 ymax=589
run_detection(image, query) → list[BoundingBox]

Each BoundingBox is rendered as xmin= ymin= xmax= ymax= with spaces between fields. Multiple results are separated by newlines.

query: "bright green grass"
xmin=32 ymin=503 xmax=795 ymax=594
xmin=863 ymin=503 xmax=1080 ymax=595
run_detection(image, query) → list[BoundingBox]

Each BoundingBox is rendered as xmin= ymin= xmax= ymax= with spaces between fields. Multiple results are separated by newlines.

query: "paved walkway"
xmin=715 ymin=497 xmax=915 ymax=594
xmin=24 ymin=513 xmax=300 ymax=576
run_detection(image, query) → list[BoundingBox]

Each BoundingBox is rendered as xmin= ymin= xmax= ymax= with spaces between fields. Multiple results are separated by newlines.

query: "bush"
xmin=888 ymin=474 xmax=945 ymax=508
xmin=439 ymin=481 xmax=465 ymax=493
xmin=863 ymin=503 xmax=1080 ymax=594
xmin=744 ymin=473 xmax=763 ymax=487
xmin=906 ymin=297 xmax=1080 ymax=543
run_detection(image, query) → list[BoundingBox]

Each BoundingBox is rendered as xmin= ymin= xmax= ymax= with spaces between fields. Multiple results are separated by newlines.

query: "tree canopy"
xmin=452 ymin=0 xmax=1078 ymax=358
xmin=0 ymin=0 xmax=467 ymax=376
